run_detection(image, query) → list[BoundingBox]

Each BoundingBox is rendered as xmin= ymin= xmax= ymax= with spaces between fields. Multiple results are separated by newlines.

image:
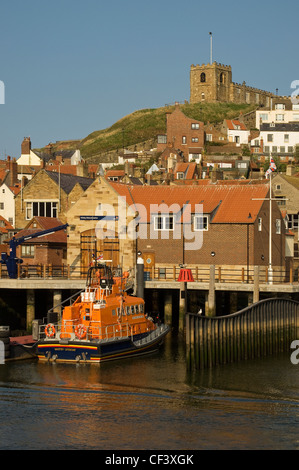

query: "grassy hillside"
xmin=37 ymin=102 xmax=257 ymax=160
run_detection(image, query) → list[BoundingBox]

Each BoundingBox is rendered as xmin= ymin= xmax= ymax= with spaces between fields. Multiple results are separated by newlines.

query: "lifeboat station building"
xmin=66 ymin=177 xmax=286 ymax=279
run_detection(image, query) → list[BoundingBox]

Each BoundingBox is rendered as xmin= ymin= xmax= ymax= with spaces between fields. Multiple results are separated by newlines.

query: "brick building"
xmin=190 ymin=62 xmax=274 ymax=105
xmin=65 ymin=178 xmax=286 ymax=277
xmin=157 ymin=106 xmax=205 ymax=161
xmin=13 ymin=217 xmax=67 ymax=267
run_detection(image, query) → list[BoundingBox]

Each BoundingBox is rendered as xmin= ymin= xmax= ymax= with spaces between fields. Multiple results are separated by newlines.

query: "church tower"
xmin=190 ymin=62 xmax=232 ymax=103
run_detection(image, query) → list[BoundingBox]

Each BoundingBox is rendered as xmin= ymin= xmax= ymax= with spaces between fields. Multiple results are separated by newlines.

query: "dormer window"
xmin=275 ymin=103 xmax=285 ymax=110
xmin=194 ymin=215 xmax=209 ymax=231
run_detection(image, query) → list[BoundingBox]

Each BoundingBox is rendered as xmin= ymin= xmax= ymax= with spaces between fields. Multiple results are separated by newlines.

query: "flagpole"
xmin=269 ymin=171 xmax=273 ymax=284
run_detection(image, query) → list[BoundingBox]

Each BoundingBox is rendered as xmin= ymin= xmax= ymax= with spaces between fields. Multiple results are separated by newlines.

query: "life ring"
xmin=45 ymin=323 xmax=56 ymax=338
xmin=75 ymin=324 xmax=87 ymax=340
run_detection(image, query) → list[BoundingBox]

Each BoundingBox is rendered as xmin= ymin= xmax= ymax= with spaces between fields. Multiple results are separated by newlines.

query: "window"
xmin=200 ymin=73 xmax=206 ymax=83
xmin=258 ymin=217 xmax=262 ymax=232
xmin=201 ymin=93 xmax=205 ymax=101
xmin=275 ymin=103 xmax=285 ymax=110
xmin=294 ymin=243 xmax=299 ymax=259
xmin=0 ymin=203 xmax=4 ymax=210
xmin=288 ymin=214 xmax=299 ymax=230
xmin=276 ymin=114 xmax=285 ymax=121
xmin=275 ymin=184 xmax=281 ymax=190
xmin=21 ymin=245 xmax=35 ymax=257
xmin=176 ymin=172 xmax=185 ymax=179
xmin=206 ymin=134 xmax=213 ymax=142
xmin=191 ymin=137 xmax=199 ymax=143
xmin=284 ymin=134 xmax=289 ymax=143
xmin=275 ymin=196 xmax=286 ymax=206
xmin=157 ymin=134 xmax=167 ymax=144
xmin=25 ymin=201 xmax=58 ymax=220
xmin=293 ymin=114 xmax=299 ymax=120
xmin=259 ymin=113 xmax=269 ymax=122
xmin=280 ymin=146 xmax=285 ymax=153
xmin=276 ymin=219 xmax=281 ymax=234
xmin=2 ymin=189 xmax=5 ymax=193
xmin=267 ymin=134 xmax=273 ymax=142
xmin=194 ymin=215 xmax=208 ymax=231
xmin=264 ymin=146 xmax=270 ymax=153
xmin=154 ymin=215 xmax=174 ymax=231
xmin=182 ymin=136 xmax=187 ymax=144
xmin=288 ymin=146 xmax=294 ymax=153
xmin=191 ymin=123 xmax=199 ymax=129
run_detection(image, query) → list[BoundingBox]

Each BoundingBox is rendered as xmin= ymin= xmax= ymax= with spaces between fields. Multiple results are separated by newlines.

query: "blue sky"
xmin=0 ymin=0 xmax=298 ymax=158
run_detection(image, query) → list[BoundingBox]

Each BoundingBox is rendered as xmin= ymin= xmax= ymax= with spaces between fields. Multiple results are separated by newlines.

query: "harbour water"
xmin=0 ymin=329 xmax=298 ymax=451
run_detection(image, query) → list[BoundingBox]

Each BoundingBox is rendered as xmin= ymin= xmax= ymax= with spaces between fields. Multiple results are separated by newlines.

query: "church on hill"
xmin=190 ymin=62 xmax=274 ymax=106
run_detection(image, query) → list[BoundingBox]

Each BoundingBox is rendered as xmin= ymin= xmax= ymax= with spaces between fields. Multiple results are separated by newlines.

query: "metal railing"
xmin=39 ymin=320 xmax=155 ymax=342
xmin=0 ymin=262 xmax=298 ymax=285
xmin=146 ymin=265 xmax=299 ymax=285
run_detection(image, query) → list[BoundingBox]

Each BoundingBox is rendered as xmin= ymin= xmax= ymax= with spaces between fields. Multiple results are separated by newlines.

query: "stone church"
xmin=190 ymin=62 xmax=274 ymax=106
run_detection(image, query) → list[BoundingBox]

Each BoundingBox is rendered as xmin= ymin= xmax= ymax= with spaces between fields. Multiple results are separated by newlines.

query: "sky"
xmin=0 ymin=0 xmax=299 ymax=158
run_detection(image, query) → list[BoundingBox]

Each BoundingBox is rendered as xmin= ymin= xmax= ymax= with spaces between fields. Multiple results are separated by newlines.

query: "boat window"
xmin=131 ymin=306 xmax=135 ymax=314
xmin=126 ymin=306 xmax=130 ymax=315
xmin=139 ymin=304 xmax=144 ymax=313
xmin=135 ymin=305 xmax=139 ymax=313
xmin=112 ymin=309 xmax=116 ymax=316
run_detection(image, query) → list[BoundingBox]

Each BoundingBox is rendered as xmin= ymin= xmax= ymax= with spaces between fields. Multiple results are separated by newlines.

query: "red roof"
xmin=14 ymin=217 xmax=67 ymax=244
xmin=109 ymin=181 xmax=269 ymax=224
xmin=105 ymin=170 xmax=125 ymax=177
xmin=0 ymin=216 xmax=14 ymax=235
xmin=174 ymin=162 xmax=198 ymax=180
xmin=225 ymin=120 xmax=247 ymax=131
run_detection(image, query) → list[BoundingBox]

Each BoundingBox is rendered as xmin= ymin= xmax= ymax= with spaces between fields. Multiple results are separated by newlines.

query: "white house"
xmin=251 ymin=123 xmax=299 ymax=160
xmin=16 ymin=137 xmax=42 ymax=167
xmin=0 ymin=182 xmax=20 ymax=227
xmin=222 ymin=120 xmax=250 ymax=146
xmin=256 ymin=102 xmax=299 ymax=129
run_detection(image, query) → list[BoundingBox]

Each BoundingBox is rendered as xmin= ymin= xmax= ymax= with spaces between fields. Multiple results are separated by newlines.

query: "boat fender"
xmin=75 ymin=324 xmax=87 ymax=340
xmin=45 ymin=323 xmax=56 ymax=338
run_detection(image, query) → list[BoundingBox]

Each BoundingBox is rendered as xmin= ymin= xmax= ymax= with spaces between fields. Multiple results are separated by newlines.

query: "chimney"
xmin=21 ymin=137 xmax=31 ymax=155
xmin=8 ymin=157 xmax=18 ymax=186
xmin=286 ymin=164 xmax=296 ymax=176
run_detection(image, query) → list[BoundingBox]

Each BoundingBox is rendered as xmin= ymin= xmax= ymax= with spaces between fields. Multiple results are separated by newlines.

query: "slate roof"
xmin=45 ymin=170 xmax=94 ymax=194
xmin=261 ymin=123 xmax=299 ymax=132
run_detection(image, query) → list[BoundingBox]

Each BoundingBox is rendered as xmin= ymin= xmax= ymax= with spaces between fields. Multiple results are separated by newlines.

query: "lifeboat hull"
xmin=37 ymin=325 xmax=170 ymax=364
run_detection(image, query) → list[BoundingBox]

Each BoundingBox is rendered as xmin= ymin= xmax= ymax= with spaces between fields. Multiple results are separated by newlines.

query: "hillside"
xmin=36 ymin=102 xmax=257 ymax=161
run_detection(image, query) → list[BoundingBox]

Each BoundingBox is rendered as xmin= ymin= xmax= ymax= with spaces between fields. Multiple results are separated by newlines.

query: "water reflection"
xmin=0 ymin=330 xmax=299 ymax=450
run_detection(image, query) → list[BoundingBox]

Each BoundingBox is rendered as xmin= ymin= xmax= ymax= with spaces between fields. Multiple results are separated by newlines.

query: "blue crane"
xmin=0 ymin=223 xmax=68 ymax=279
